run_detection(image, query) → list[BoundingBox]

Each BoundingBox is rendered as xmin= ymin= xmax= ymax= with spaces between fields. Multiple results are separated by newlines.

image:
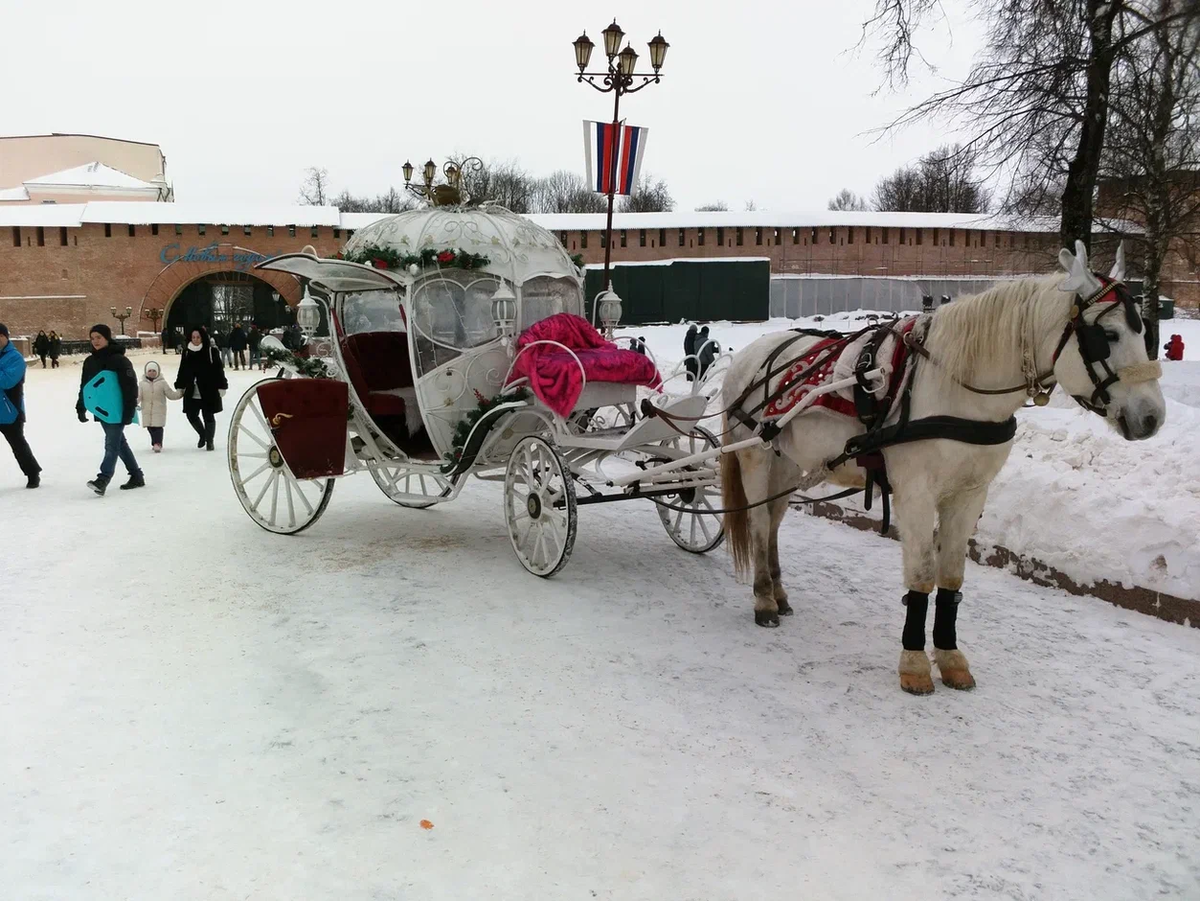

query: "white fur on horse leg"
xmin=742 ymin=452 xmax=780 ymax=627
xmin=896 ymin=492 xmax=938 ymax=595
xmin=933 ymin=648 xmax=976 ymax=691
xmin=898 ymin=650 xmax=934 ymax=695
xmin=767 ymin=492 xmax=793 ymax=615
xmin=935 ymin=486 xmax=990 ymax=592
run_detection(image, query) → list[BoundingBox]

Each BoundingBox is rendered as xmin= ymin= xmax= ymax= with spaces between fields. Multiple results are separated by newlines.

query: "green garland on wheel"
xmin=444 ymin=388 xmax=530 ymax=467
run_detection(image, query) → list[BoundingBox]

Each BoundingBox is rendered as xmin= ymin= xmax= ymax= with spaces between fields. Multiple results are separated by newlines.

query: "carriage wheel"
xmin=227 ymin=380 xmax=335 ymax=535
xmin=654 ymin=427 xmax=725 ymax=554
xmin=370 ymin=464 xmax=453 ymax=509
xmin=504 ymin=436 xmax=577 ymax=577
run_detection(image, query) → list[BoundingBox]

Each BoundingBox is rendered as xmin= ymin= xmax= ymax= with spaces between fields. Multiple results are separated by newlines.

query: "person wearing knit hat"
xmin=0 ymin=323 xmax=42 ymax=488
xmin=77 ymin=323 xmax=143 ymax=495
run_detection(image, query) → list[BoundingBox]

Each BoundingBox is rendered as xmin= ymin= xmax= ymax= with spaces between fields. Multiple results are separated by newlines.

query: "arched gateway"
xmin=140 ymin=243 xmax=303 ymax=343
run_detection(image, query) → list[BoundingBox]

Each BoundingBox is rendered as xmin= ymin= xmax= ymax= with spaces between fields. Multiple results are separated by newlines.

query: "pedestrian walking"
xmin=137 ymin=361 xmax=183 ymax=452
xmin=229 ymin=322 xmax=248 ymax=370
xmin=214 ymin=328 xmax=233 ymax=367
xmin=76 ymin=324 xmax=143 ymax=495
xmin=0 ymin=323 xmax=42 ymax=488
xmin=248 ymin=325 xmax=263 ymax=370
xmin=33 ymin=330 xmax=50 ymax=369
xmin=697 ymin=326 xmax=718 ymax=380
xmin=48 ymin=331 xmax=61 ymax=368
xmin=683 ymin=324 xmax=699 ymax=382
xmin=175 ymin=327 xmax=227 ymax=452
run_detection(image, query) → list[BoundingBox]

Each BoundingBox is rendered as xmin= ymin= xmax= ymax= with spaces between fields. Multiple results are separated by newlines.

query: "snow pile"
xmin=979 ymin=396 xmax=1200 ymax=598
xmin=1160 ymin=361 xmax=1200 ymax=408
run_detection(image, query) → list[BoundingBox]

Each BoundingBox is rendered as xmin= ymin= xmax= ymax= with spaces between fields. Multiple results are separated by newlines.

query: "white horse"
xmin=719 ymin=242 xmax=1166 ymax=694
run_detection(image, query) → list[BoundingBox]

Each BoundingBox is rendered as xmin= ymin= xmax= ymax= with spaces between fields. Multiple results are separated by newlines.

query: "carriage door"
xmin=256 ymin=379 xmax=349 ymax=478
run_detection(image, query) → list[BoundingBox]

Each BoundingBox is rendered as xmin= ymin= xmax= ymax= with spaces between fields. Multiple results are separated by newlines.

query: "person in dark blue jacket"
xmin=76 ymin=324 xmax=143 ymax=495
xmin=0 ymin=323 xmax=41 ymax=488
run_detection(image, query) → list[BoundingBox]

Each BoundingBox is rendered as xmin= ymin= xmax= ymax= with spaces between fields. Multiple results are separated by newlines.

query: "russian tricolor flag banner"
xmin=583 ymin=120 xmax=649 ymax=196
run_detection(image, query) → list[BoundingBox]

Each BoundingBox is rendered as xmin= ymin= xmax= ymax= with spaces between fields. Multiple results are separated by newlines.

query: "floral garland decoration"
xmin=336 ymin=244 xmax=490 ymax=274
xmin=261 ymin=344 xmax=334 ymax=379
xmin=443 ymin=387 xmax=530 ymax=468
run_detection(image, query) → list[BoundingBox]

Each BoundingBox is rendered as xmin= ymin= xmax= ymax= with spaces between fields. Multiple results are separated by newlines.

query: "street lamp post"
xmin=573 ymin=21 xmax=669 ymax=294
xmin=142 ymin=306 xmax=164 ymax=336
xmin=110 ymin=306 xmax=133 ymax=336
xmin=402 ymin=157 xmax=485 ymax=206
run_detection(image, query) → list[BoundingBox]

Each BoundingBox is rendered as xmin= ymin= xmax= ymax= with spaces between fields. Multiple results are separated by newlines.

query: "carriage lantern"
xmin=595 ymin=289 xmax=623 ymax=339
xmin=402 ymin=160 xmax=414 ymax=185
xmin=296 ymin=287 xmax=321 ymax=337
xmin=423 ymin=159 xmax=437 ymax=187
xmin=491 ymin=281 xmax=517 ymax=343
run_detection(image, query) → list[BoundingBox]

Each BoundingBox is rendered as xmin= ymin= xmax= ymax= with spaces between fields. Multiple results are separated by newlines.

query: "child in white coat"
xmin=137 ymin=361 xmax=183 ymax=451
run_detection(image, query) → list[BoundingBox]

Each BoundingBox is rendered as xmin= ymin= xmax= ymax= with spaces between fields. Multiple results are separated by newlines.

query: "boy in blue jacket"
xmin=0 ymin=323 xmax=41 ymax=488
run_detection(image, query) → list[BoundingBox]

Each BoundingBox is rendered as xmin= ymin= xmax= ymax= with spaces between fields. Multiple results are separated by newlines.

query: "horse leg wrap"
xmin=933 ymin=588 xmax=961 ymax=650
xmin=902 ymin=590 xmax=929 ymax=651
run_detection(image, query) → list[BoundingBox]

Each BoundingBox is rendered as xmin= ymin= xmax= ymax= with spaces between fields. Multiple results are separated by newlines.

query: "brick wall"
xmin=0 ymin=222 xmax=344 ymax=338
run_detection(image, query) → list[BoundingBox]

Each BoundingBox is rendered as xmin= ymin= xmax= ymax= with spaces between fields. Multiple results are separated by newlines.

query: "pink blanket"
xmin=508 ymin=313 xmax=661 ymax=417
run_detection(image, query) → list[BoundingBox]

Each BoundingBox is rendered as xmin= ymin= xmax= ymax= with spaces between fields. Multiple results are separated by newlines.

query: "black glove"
xmin=78 ymin=410 xmax=88 ymax=423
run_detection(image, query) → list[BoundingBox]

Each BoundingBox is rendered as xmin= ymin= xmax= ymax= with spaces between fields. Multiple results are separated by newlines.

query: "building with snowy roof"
xmin=0 ymin=134 xmax=171 ymax=204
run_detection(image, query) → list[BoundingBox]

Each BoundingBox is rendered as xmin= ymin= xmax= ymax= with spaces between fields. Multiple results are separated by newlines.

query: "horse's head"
xmin=1053 ymin=240 xmax=1165 ymax=440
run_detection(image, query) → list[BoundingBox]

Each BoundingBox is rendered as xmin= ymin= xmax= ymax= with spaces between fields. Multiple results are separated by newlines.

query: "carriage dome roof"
xmin=342 ymin=204 xmax=581 ymax=286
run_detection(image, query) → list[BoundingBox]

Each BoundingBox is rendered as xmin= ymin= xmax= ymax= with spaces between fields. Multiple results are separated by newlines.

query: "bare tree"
xmin=1104 ymin=1 xmax=1200 ymax=356
xmin=531 ymin=170 xmax=607 ymax=213
xmin=330 ymin=187 xmax=416 ymax=213
xmin=867 ymin=0 xmax=1198 ymax=250
xmin=828 ymin=188 xmax=869 ymax=211
xmin=298 ymin=167 xmax=329 ymax=206
xmin=744 ymin=199 xmax=758 ymax=211
xmin=694 ymin=201 xmax=729 ymax=211
xmin=618 ymin=174 xmax=675 ymax=213
xmin=874 ymin=144 xmax=990 ymax=212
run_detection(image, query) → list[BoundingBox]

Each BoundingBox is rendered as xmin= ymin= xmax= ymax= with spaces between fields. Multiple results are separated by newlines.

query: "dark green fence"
xmin=583 ymin=259 xmax=770 ymax=325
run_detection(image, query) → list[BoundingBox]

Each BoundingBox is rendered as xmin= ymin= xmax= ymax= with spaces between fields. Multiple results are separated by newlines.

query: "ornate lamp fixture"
xmin=402 ymin=156 xmax=485 ymax=206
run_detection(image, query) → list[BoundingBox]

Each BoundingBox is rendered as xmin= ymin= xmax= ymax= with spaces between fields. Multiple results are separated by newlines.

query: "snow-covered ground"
xmin=619 ymin=313 xmax=1200 ymax=599
xmin=3 ymin=346 xmax=1199 ymax=901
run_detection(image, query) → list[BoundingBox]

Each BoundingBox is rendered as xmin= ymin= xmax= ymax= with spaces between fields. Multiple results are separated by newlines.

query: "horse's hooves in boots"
xmin=776 ymin=599 xmax=793 ymax=616
xmin=755 ymin=611 xmax=780 ymax=627
xmin=899 ymin=673 xmax=935 ymax=695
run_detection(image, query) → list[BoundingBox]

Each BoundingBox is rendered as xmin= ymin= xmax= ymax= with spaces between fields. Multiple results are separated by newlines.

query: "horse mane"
xmin=923 ymin=275 xmax=1070 ymax=387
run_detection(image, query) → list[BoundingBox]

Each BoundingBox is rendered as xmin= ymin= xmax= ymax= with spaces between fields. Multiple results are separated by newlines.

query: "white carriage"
xmin=227 ymin=204 xmax=725 ymax=576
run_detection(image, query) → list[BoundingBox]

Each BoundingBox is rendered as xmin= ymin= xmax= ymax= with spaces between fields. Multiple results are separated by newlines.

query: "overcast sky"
xmin=3 ymin=0 xmax=984 ymax=211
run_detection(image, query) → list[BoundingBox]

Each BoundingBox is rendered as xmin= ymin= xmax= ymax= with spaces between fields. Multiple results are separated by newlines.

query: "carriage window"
xmin=341 ymin=290 xmax=406 ymax=336
xmin=520 ymin=276 xmax=581 ymax=328
xmin=411 ymin=271 xmax=501 ymax=363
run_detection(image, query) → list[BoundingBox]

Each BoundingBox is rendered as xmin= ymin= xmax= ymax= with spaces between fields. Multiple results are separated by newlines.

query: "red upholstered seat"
xmin=340 ymin=333 xmax=410 ymax=418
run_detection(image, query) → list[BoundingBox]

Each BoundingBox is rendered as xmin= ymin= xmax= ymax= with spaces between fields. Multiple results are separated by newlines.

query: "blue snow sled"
xmin=83 ymin=372 xmax=138 ymax=425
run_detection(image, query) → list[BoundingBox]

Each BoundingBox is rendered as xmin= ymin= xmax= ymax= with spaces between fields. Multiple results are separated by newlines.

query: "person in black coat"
xmin=697 ymin=326 xmax=718 ymax=380
xmin=76 ymin=324 xmax=143 ymax=495
xmin=33 ymin=331 xmax=50 ymax=368
xmin=229 ymin=323 xmax=248 ymax=370
xmin=175 ymin=326 xmax=228 ymax=451
xmin=47 ymin=331 xmax=61 ymax=368
xmin=683 ymin=324 xmax=699 ymax=382
xmin=248 ymin=325 xmax=263 ymax=369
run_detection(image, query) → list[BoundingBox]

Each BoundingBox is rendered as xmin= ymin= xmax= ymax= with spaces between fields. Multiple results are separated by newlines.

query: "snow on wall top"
xmin=80 ymin=202 xmax=344 ymax=226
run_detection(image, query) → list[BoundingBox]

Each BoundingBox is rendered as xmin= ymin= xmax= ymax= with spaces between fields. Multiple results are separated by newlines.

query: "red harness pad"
xmin=763 ymin=338 xmax=858 ymax=419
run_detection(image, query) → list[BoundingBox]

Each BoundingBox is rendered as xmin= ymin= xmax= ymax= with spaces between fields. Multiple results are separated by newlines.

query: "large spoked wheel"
xmin=654 ymin=427 xmax=725 ymax=554
xmin=504 ymin=436 xmax=577 ymax=578
xmin=370 ymin=464 xmax=454 ymax=509
xmin=227 ymin=380 xmax=335 ymax=535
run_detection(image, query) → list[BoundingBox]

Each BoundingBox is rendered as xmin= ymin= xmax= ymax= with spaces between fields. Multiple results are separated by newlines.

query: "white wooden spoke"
xmin=227 ymin=380 xmax=334 ymax=535
xmin=369 ymin=463 xmax=452 ymax=509
xmin=503 ymin=436 xmax=576 ymax=578
xmin=653 ymin=428 xmax=725 ymax=555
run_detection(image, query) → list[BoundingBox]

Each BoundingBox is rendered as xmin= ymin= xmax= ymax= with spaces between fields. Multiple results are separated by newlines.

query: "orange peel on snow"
xmin=419 ymin=819 xmax=434 ymax=830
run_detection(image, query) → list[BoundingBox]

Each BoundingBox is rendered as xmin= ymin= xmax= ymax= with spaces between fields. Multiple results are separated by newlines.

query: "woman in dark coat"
xmin=47 ymin=331 xmax=61 ymax=368
xmin=174 ymin=326 xmax=228 ymax=451
xmin=33 ymin=331 xmax=50 ymax=368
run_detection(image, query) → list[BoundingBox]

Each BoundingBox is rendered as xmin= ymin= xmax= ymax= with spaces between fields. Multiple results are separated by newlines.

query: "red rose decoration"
xmin=370 ymin=258 xmax=389 ymax=269
xmin=437 ymin=250 xmax=455 ymax=264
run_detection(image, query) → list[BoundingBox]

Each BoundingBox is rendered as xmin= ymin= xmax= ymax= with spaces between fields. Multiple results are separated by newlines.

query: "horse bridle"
xmin=905 ymin=274 xmax=1160 ymax=419
xmin=1049 ymin=277 xmax=1157 ymax=417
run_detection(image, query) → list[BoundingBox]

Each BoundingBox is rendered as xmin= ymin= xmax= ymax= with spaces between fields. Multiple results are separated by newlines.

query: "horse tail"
xmin=720 ymin=418 xmax=751 ymax=578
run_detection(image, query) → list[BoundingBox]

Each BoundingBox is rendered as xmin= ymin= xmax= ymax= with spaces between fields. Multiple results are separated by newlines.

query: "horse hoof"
xmin=899 ymin=673 xmax=935 ymax=695
xmin=755 ymin=611 xmax=780 ymax=627
xmin=940 ymin=669 xmax=976 ymax=691
xmin=777 ymin=599 xmax=793 ymax=616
